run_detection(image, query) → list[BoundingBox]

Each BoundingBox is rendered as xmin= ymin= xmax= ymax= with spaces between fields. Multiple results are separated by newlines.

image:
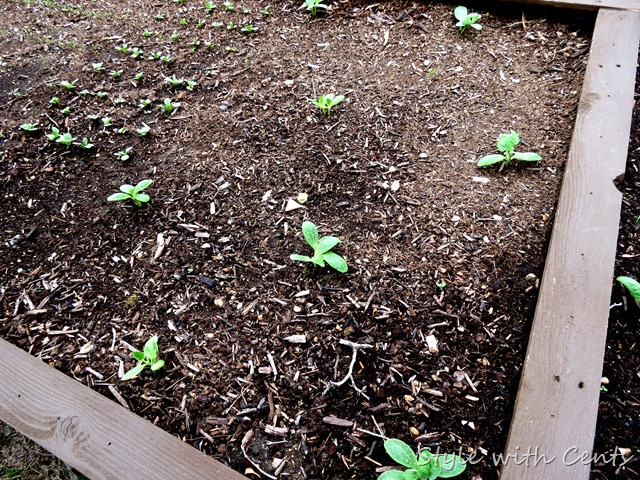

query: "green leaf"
xmin=316 ymin=236 xmax=341 ymax=255
xmin=107 ymin=192 xmax=131 ymax=202
xmin=134 ymin=179 xmax=153 ymax=193
xmin=150 ymin=359 xmax=165 ymax=371
xmin=471 ymin=23 xmax=482 ymax=30
xmin=121 ymin=363 xmax=146 ymax=381
xmin=402 ymin=470 xmax=421 ymax=480
xmin=513 ymin=152 xmax=542 ymax=161
xmin=134 ymin=193 xmax=150 ymax=204
xmin=477 ymin=154 xmax=505 ymax=167
xmin=323 ymin=252 xmax=348 ymax=273
xmin=435 ymin=454 xmax=467 ymax=478
xmin=301 ymin=221 xmax=319 ymax=248
xmin=132 ymin=351 xmax=145 ymax=361
xmin=497 ymin=130 xmax=520 ymax=154
xmin=384 ymin=439 xmax=419 ymax=469
xmin=617 ymin=276 xmax=640 ymax=302
xmin=143 ymin=336 xmax=159 ymax=362
xmin=119 ymin=184 xmax=135 ymax=194
xmin=454 ymin=6 xmax=468 ymax=21
xmin=311 ymin=255 xmax=326 ymax=268
xmin=378 ymin=470 xmax=406 ymax=480
xmin=290 ymin=254 xmax=313 ymax=263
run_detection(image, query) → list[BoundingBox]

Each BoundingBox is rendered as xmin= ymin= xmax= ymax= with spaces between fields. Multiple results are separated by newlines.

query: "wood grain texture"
xmin=0 ymin=338 xmax=247 ymax=480
xmin=498 ymin=0 xmax=640 ymax=10
xmin=500 ymin=8 xmax=640 ymax=480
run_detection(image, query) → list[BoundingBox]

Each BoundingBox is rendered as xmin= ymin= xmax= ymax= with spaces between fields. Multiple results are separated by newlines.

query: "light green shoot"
xmin=115 ymin=147 xmax=133 ymax=161
xmin=304 ymin=0 xmax=328 ymax=16
xmin=121 ymin=335 xmax=165 ymax=381
xmin=617 ymin=276 xmax=640 ymax=303
xmin=19 ymin=123 xmax=39 ymax=132
xmin=59 ymin=79 xmax=78 ymax=90
xmin=96 ymin=91 xmax=108 ymax=98
xmin=92 ymin=62 xmax=105 ymax=71
xmin=186 ymin=80 xmax=197 ymax=91
xmin=61 ymin=106 xmax=71 ymax=115
xmin=56 ymin=132 xmax=76 ymax=146
xmin=261 ymin=6 xmax=270 ymax=15
xmin=139 ymin=98 xmax=152 ymax=109
xmin=310 ymin=93 xmax=344 ymax=118
xmin=142 ymin=29 xmax=153 ymax=37
xmin=290 ymin=221 xmax=348 ymax=273
xmin=165 ymin=74 xmax=184 ymax=87
xmin=137 ymin=124 xmax=151 ymax=137
xmin=74 ymin=138 xmax=94 ymax=149
xmin=205 ymin=2 xmax=216 ymax=12
xmin=436 ymin=280 xmax=446 ymax=290
xmin=223 ymin=1 xmax=234 ymax=11
xmin=159 ymin=98 xmax=180 ymax=114
xmin=110 ymin=69 xmax=123 ymax=78
xmin=477 ymin=130 xmax=541 ymax=169
xmin=134 ymin=72 xmax=144 ymax=81
xmin=454 ymin=6 xmax=482 ymax=33
xmin=102 ymin=117 xmax=112 ymax=127
xmin=46 ymin=127 xmax=61 ymax=141
xmin=378 ymin=439 xmax=466 ymax=480
xmin=50 ymin=96 xmax=60 ymax=105
xmin=108 ymin=179 xmax=153 ymax=207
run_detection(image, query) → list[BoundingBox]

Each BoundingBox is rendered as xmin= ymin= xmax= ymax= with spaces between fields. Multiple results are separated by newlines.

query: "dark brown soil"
xmin=0 ymin=1 xmax=614 ymax=479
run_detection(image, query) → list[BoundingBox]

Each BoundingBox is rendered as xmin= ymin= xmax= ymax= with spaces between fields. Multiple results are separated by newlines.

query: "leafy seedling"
xmin=139 ymin=98 xmax=152 ymax=109
xmin=223 ymin=1 xmax=234 ymax=11
xmin=59 ymin=79 xmax=78 ymax=90
xmin=56 ymin=132 xmax=76 ymax=146
xmin=205 ymin=2 xmax=216 ymax=12
xmin=379 ymin=439 xmax=466 ymax=480
xmin=142 ymin=29 xmax=153 ymax=37
xmin=131 ymin=47 xmax=143 ymax=58
xmin=186 ymin=80 xmax=197 ymax=91
xmin=305 ymin=0 xmax=328 ymax=16
xmin=102 ymin=117 xmax=112 ymax=127
xmin=96 ymin=91 xmax=108 ymax=99
xmin=134 ymin=72 xmax=144 ymax=81
xmin=19 ymin=123 xmax=39 ymax=132
xmin=454 ymin=6 xmax=482 ymax=33
xmin=477 ymin=130 xmax=541 ymax=170
xmin=137 ymin=124 xmax=151 ymax=137
xmin=92 ymin=62 xmax=105 ymax=71
xmin=290 ymin=221 xmax=348 ymax=273
xmin=110 ymin=69 xmax=123 ymax=78
xmin=50 ymin=96 xmax=60 ymax=105
xmin=74 ymin=137 xmax=94 ymax=149
xmin=159 ymin=98 xmax=180 ymax=114
xmin=241 ymin=25 xmax=255 ymax=33
xmin=115 ymin=147 xmax=133 ymax=161
xmin=121 ymin=335 xmax=165 ymax=381
xmin=107 ymin=179 xmax=153 ymax=207
xmin=310 ymin=93 xmax=344 ymax=118
xmin=165 ymin=74 xmax=184 ymax=87
xmin=617 ymin=276 xmax=640 ymax=304
xmin=46 ymin=127 xmax=61 ymax=141
xmin=60 ymin=106 xmax=71 ymax=115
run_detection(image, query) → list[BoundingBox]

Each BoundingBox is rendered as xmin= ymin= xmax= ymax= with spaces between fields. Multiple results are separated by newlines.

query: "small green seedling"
xmin=115 ymin=147 xmax=133 ymax=161
xmin=110 ymin=69 xmax=123 ymax=78
xmin=227 ymin=21 xmax=236 ymax=30
xmin=134 ymin=72 xmax=144 ymax=81
xmin=50 ymin=96 xmax=60 ymax=105
xmin=477 ymin=130 xmax=541 ymax=169
xmin=159 ymin=98 xmax=180 ymax=114
xmin=170 ymin=32 xmax=181 ymax=40
xmin=436 ymin=280 xmax=446 ymax=290
xmin=74 ymin=137 xmax=94 ymax=149
xmin=59 ymin=79 xmax=78 ymax=90
xmin=213 ymin=21 xmax=224 ymax=28
xmin=223 ymin=1 xmax=234 ymax=11
xmin=46 ymin=127 xmax=61 ymax=141
xmin=121 ymin=335 xmax=165 ymax=381
xmin=139 ymin=98 xmax=152 ymax=109
xmin=378 ymin=439 xmax=466 ymax=480
xmin=454 ymin=6 xmax=482 ymax=33
xmin=165 ymin=74 xmax=184 ymax=87
xmin=205 ymin=2 xmax=216 ymax=12
xmin=79 ymin=89 xmax=90 ymax=96
xmin=102 ymin=117 xmax=112 ymax=127
xmin=290 ymin=221 xmax=348 ymax=273
xmin=305 ymin=0 xmax=328 ymax=16
xmin=180 ymin=18 xmax=188 ymax=26
xmin=186 ymin=80 xmax=197 ymax=91
xmin=149 ymin=51 xmax=162 ymax=60
xmin=142 ymin=29 xmax=153 ymax=37
xmin=310 ymin=93 xmax=344 ymax=118
xmin=160 ymin=54 xmax=171 ymax=63
xmin=19 ymin=122 xmax=39 ymax=132
xmin=241 ymin=25 xmax=255 ymax=33
xmin=154 ymin=13 xmax=166 ymax=20
xmin=56 ymin=132 xmax=76 ymax=146
xmin=92 ymin=62 xmax=105 ymax=71
xmin=60 ymin=106 xmax=71 ymax=115
xmin=117 ymin=43 xmax=129 ymax=54
xmin=107 ymin=179 xmax=153 ymax=207
xmin=137 ymin=124 xmax=151 ymax=137
xmin=131 ymin=47 xmax=143 ymax=58
xmin=96 ymin=91 xmax=108 ymax=99
xmin=617 ymin=276 xmax=640 ymax=303
xmin=261 ymin=6 xmax=271 ymax=14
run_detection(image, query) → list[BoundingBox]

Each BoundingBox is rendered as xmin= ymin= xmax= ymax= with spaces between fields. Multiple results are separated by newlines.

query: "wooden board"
xmin=501 ymin=0 xmax=640 ymax=11
xmin=0 ymin=338 xmax=247 ymax=480
xmin=500 ymin=8 xmax=640 ymax=480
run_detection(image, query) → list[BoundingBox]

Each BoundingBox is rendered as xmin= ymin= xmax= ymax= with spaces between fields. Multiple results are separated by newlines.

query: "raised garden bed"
xmin=0 ymin=1 xmax=638 ymax=479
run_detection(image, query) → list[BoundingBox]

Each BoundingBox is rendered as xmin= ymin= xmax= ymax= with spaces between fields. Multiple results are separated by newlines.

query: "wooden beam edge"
xmin=497 ymin=0 xmax=640 ymax=11
xmin=0 ymin=338 xmax=248 ymax=480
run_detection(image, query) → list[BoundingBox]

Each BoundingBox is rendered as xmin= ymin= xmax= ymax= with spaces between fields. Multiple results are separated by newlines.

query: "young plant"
xmin=477 ymin=130 xmax=541 ymax=169
xmin=223 ymin=1 xmax=234 ymax=11
xmin=50 ymin=96 xmax=60 ymax=105
xmin=186 ymin=80 xmax=197 ymax=91
xmin=310 ymin=93 xmax=344 ymax=118
xmin=96 ymin=91 xmax=108 ymax=99
xmin=139 ymin=98 xmax=152 ymax=109
xmin=56 ymin=132 xmax=76 ymax=146
xmin=305 ymin=0 xmax=328 ymax=16
xmin=130 ymin=47 xmax=144 ymax=58
xmin=137 ymin=123 xmax=151 ymax=137
xmin=142 ymin=29 xmax=153 ymax=37
xmin=107 ymin=179 xmax=153 ymax=207
xmin=102 ymin=117 xmax=112 ymax=127
xmin=241 ymin=25 xmax=255 ymax=33
xmin=205 ymin=1 xmax=216 ymax=12
xmin=121 ymin=335 xmax=165 ymax=381
xmin=165 ymin=74 xmax=184 ymax=87
xmin=115 ymin=147 xmax=133 ymax=161
xmin=149 ymin=51 xmax=162 ymax=60
xmin=92 ymin=62 xmax=105 ymax=71
xmin=159 ymin=98 xmax=180 ymax=114
xmin=19 ymin=122 xmax=39 ymax=132
xmin=59 ymin=79 xmax=78 ymax=90
xmin=290 ymin=221 xmax=347 ymax=273
xmin=134 ymin=72 xmax=144 ymax=81
xmin=617 ymin=276 xmax=640 ymax=303
xmin=454 ymin=6 xmax=482 ymax=33
xmin=110 ymin=69 xmax=123 ymax=78
xmin=379 ymin=439 xmax=466 ymax=480
xmin=46 ymin=127 xmax=61 ymax=141
xmin=60 ymin=106 xmax=71 ymax=115
xmin=74 ymin=137 xmax=94 ymax=149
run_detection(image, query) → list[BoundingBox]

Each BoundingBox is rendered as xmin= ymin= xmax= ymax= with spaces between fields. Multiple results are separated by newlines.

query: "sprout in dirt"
xmin=227 ymin=21 xmax=236 ymax=30
xmin=197 ymin=20 xmax=206 ymax=28
xmin=19 ymin=123 xmax=39 ymax=132
xmin=159 ymin=98 xmax=180 ymax=114
xmin=46 ymin=127 xmax=61 ymax=141
xmin=204 ymin=2 xmax=216 ymax=12
xmin=223 ymin=1 xmax=234 ymax=11
xmin=290 ymin=221 xmax=347 ymax=273
xmin=154 ymin=13 xmax=165 ymax=20
xmin=180 ymin=18 xmax=188 ymax=26
xmin=120 ymin=335 xmax=165 ymax=381
xmin=186 ymin=80 xmax=197 ymax=91
xmin=241 ymin=25 xmax=255 ymax=33
xmin=59 ymin=79 xmax=77 ymax=90
xmin=110 ymin=69 xmax=123 ymax=78
xmin=116 ymin=43 xmax=129 ymax=54
xmin=149 ymin=51 xmax=162 ymax=60
xmin=477 ymin=130 xmax=541 ymax=170
xmin=50 ymin=96 xmax=60 ymax=105
xmin=79 ymin=89 xmax=90 ymax=96
xmin=115 ymin=147 xmax=133 ymax=161
xmin=436 ymin=280 xmax=446 ymax=290
xmin=134 ymin=72 xmax=144 ymax=81
xmin=96 ymin=91 xmax=108 ymax=98
xmin=454 ymin=6 xmax=482 ymax=33
xmin=131 ymin=47 xmax=143 ymax=58
xmin=261 ymin=6 xmax=270 ymax=15
xmin=92 ymin=62 xmax=105 ymax=71
xmin=213 ymin=21 xmax=223 ymax=28
xmin=139 ymin=98 xmax=152 ymax=109
xmin=170 ymin=32 xmax=181 ymax=40
xmin=304 ymin=0 xmax=328 ymax=16
xmin=310 ymin=93 xmax=344 ymax=118
xmin=617 ymin=276 xmax=640 ymax=303
xmin=102 ymin=117 xmax=112 ymax=127
xmin=165 ymin=74 xmax=184 ymax=87
xmin=74 ymin=138 xmax=94 ymax=150
xmin=378 ymin=439 xmax=466 ymax=480
xmin=137 ymin=124 xmax=151 ymax=137
xmin=160 ymin=54 xmax=171 ymax=63
xmin=61 ymin=106 xmax=71 ymax=116
xmin=142 ymin=29 xmax=153 ymax=37
xmin=108 ymin=179 xmax=153 ymax=207
xmin=56 ymin=132 xmax=76 ymax=146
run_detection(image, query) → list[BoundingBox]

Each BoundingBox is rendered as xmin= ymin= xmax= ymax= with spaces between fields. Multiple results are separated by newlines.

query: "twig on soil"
xmin=323 ymin=339 xmax=373 ymax=400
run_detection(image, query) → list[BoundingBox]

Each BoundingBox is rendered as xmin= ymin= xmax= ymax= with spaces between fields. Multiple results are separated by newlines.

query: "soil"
xmin=0 ymin=1 xmax=619 ymax=479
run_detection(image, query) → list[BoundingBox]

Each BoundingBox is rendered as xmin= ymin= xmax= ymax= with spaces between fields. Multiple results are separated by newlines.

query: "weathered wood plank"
xmin=499 ymin=0 xmax=640 ymax=10
xmin=500 ymin=8 xmax=640 ymax=480
xmin=0 ymin=338 xmax=247 ymax=480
